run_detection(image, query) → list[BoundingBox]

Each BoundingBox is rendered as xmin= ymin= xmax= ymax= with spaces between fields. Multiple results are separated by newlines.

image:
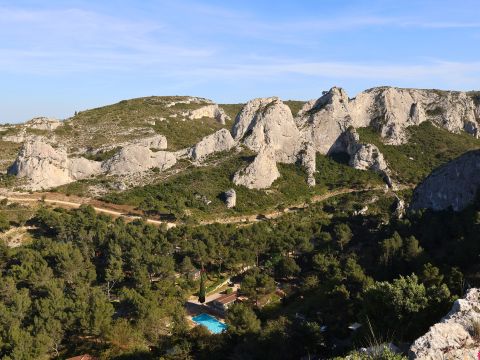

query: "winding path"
xmin=1 ymin=186 xmax=390 ymax=228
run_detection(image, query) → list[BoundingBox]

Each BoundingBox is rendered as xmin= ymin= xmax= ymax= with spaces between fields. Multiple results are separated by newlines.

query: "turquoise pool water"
xmin=192 ymin=313 xmax=227 ymax=334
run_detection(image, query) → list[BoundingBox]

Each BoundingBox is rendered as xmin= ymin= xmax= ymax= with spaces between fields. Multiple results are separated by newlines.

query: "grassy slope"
xmin=357 ymin=122 xmax=480 ymax=184
xmin=0 ymin=141 xmax=20 ymax=172
xmin=55 ymin=96 xmax=234 ymax=151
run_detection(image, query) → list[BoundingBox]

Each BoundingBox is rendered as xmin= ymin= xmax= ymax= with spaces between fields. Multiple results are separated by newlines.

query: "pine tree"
xmin=198 ymin=270 xmax=206 ymax=303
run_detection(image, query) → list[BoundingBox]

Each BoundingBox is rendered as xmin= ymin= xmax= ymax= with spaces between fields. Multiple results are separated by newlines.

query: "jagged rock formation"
xmin=233 ymin=146 xmax=280 ymax=189
xmin=299 ymin=143 xmax=316 ymax=186
xmin=6 ymin=86 xmax=480 ymax=192
xmin=233 ymin=97 xmax=301 ymax=163
xmin=102 ymin=145 xmax=176 ymax=175
xmin=296 ymin=87 xmax=480 ymax=153
xmin=223 ymin=189 xmax=236 ymax=208
xmin=183 ymin=104 xmax=231 ymax=124
xmin=25 ymin=117 xmax=62 ymax=131
xmin=8 ymin=138 xmax=101 ymax=190
xmin=187 ymin=129 xmax=235 ymax=162
xmin=410 ymin=150 xmax=480 ymax=211
xmin=343 ymin=128 xmax=393 ymax=187
xmin=296 ymin=87 xmax=353 ymax=154
xmin=410 ymin=288 xmax=480 ymax=359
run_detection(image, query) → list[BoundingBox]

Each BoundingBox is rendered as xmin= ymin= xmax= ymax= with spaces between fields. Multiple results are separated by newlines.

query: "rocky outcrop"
xmin=183 ymin=104 xmax=231 ymax=124
xmin=232 ymin=97 xmax=302 ymax=163
xmin=102 ymin=145 xmax=176 ymax=175
xmin=299 ymin=143 xmax=316 ymax=186
xmin=343 ymin=128 xmax=393 ymax=187
xmin=410 ymin=150 xmax=480 ymax=211
xmin=410 ymin=288 xmax=480 ymax=359
xmin=132 ymin=134 xmax=168 ymax=149
xmin=223 ymin=189 xmax=236 ymax=208
xmin=25 ymin=117 xmax=62 ymax=131
xmin=296 ymin=87 xmax=480 ymax=151
xmin=233 ymin=146 xmax=280 ymax=189
xmin=297 ymin=87 xmax=353 ymax=154
xmin=188 ymin=129 xmax=235 ymax=162
xmin=8 ymin=138 xmax=101 ymax=190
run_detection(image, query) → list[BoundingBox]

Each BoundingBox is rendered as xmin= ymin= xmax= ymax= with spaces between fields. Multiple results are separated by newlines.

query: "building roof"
xmin=213 ymin=292 xmax=237 ymax=305
xmin=66 ymin=355 xmax=97 ymax=360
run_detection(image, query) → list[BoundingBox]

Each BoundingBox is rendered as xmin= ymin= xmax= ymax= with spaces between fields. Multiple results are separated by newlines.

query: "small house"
xmin=211 ymin=292 xmax=238 ymax=312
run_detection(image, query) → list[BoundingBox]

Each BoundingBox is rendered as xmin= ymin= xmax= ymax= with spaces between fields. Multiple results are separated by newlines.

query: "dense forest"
xmin=1 ymin=188 xmax=479 ymax=359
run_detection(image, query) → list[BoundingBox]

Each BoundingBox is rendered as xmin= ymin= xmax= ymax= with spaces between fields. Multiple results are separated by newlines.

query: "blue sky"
xmin=1 ymin=0 xmax=479 ymax=123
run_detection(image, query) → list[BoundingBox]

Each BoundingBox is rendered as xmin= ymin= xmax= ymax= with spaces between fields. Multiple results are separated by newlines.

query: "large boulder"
xmin=410 ymin=150 xmax=480 ymax=211
xmin=223 ymin=189 xmax=236 ymax=208
xmin=102 ymin=145 xmax=176 ymax=175
xmin=343 ymin=128 xmax=393 ymax=187
xmin=183 ymin=104 xmax=231 ymax=124
xmin=232 ymin=97 xmax=302 ymax=163
xmin=410 ymin=288 xmax=480 ymax=359
xmin=233 ymin=146 xmax=280 ymax=189
xmin=8 ymin=138 xmax=102 ymax=190
xmin=188 ymin=129 xmax=235 ymax=162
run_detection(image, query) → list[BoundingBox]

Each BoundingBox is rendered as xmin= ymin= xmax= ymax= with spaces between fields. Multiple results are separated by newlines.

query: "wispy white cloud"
xmin=0 ymin=6 xmax=215 ymax=73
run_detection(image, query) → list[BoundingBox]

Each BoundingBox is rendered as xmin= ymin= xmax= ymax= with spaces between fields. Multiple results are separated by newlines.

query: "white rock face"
xmin=343 ymin=128 xmax=393 ymax=186
xmin=188 ymin=129 xmax=235 ymax=162
xmin=183 ymin=104 xmax=231 ymax=124
xmin=299 ymin=143 xmax=316 ymax=186
xmin=410 ymin=288 xmax=480 ymax=359
xmin=102 ymin=145 xmax=177 ymax=175
xmin=297 ymin=87 xmax=353 ymax=154
xmin=224 ymin=189 xmax=236 ymax=208
xmin=25 ymin=117 xmax=62 ymax=131
xmin=296 ymin=87 xmax=480 ymax=151
xmin=233 ymin=97 xmax=302 ymax=163
xmin=233 ymin=146 xmax=280 ymax=189
xmin=132 ymin=134 xmax=168 ymax=149
xmin=68 ymin=157 xmax=103 ymax=179
xmin=8 ymin=138 xmax=102 ymax=190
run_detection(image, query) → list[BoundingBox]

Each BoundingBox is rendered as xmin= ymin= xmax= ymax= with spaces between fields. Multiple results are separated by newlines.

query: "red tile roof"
xmin=214 ymin=292 xmax=238 ymax=304
xmin=66 ymin=355 xmax=97 ymax=360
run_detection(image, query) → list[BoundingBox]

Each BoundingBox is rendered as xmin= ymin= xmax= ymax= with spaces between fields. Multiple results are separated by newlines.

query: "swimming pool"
xmin=192 ymin=313 xmax=227 ymax=334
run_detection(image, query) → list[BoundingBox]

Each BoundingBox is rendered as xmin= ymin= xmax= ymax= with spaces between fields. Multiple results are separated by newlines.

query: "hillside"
xmin=1 ymin=86 xmax=480 ymax=222
xmin=2 ymin=86 xmax=480 ymax=359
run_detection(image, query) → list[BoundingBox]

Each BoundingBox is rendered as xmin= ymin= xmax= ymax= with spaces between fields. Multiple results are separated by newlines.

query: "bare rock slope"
xmin=410 ymin=150 xmax=480 ymax=211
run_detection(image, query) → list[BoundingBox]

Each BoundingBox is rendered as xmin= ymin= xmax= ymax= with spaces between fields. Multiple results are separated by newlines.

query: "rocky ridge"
xmin=6 ymin=87 xmax=480 ymax=195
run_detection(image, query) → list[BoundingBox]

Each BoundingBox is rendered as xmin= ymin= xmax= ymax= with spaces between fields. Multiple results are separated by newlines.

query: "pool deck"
xmin=185 ymin=286 xmax=240 ymax=327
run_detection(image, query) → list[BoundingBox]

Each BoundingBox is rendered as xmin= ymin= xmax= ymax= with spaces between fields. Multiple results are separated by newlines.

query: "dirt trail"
xmin=1 ymin=185 xmax=394 ymax=229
